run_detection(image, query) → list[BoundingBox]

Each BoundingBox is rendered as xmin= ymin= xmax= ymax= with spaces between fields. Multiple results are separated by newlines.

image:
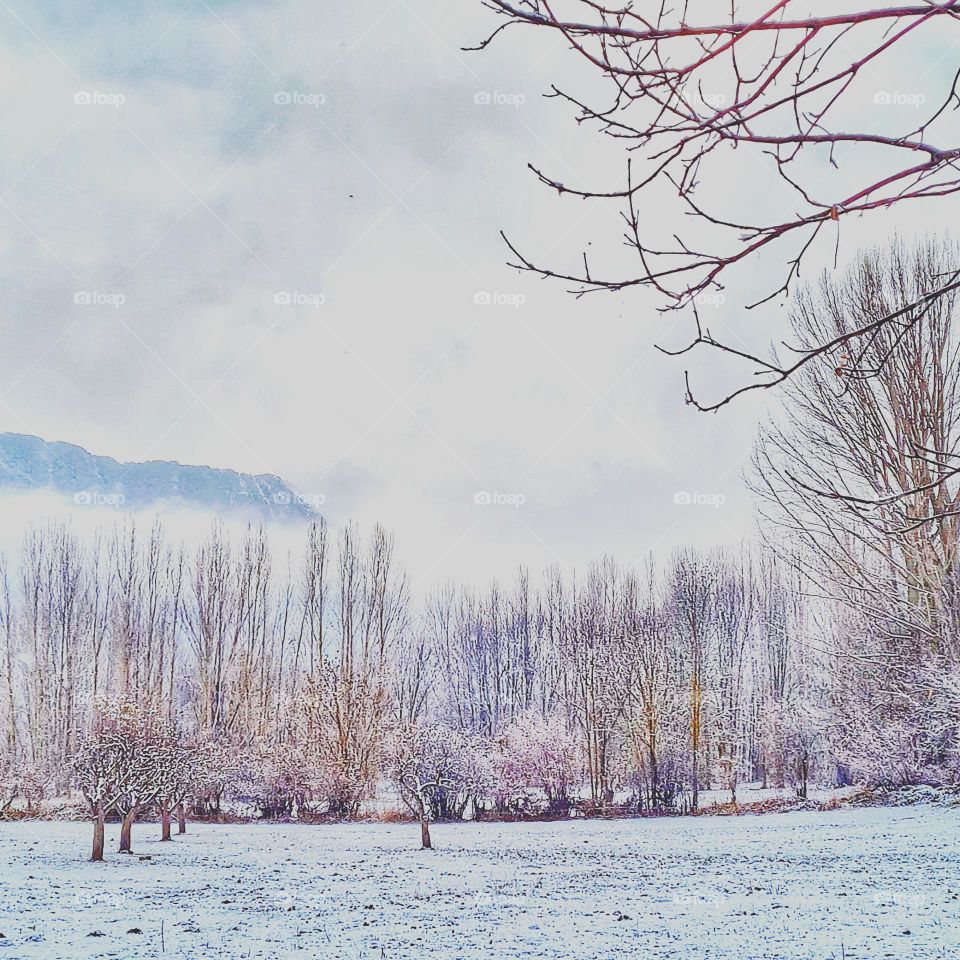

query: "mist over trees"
xmin=0 ymin=506 xmax=954 ymax=850
xmin=2 ymin=240 xmax=959 ymax=857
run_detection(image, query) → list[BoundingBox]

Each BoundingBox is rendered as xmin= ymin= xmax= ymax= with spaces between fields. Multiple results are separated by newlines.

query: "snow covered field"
xmin=1 ymin=807 xmax=958 ymax=959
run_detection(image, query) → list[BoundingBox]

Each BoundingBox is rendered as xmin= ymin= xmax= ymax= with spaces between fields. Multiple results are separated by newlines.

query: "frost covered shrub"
xmin=38 ymin=793 xmax=88 ymax=821
xmin=493 ymin=713 xmax=583 ymax=816
xmin=0 ymin=762 xmax=51 ymax=816
xmin=187 ymin=741 xmax=236 ymax=816
xmin=623 ymin=759 xmax=686 ymax=812
xmin=230 ymin=742 xmax=312 ymax=819
xmin=624 ymin=702 xmax=688 ymax=812
xmin=839 ymin=717 xmax=931 ymax=788
xmin=830 ymin=657 xmax=960 ymax=789
xmin=0 ymin=761 xmax=18 ymax=816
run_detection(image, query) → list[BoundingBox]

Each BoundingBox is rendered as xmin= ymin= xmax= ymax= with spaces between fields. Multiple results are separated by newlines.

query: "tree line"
xmin=0 ymin=513 xmax=944 ymax=856
xmin=0 ymin=516 xmax=815 ymax=846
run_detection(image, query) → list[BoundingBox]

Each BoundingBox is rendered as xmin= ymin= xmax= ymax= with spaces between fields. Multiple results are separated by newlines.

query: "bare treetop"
xmin=474 ymin=1 xmax=960 ymax=409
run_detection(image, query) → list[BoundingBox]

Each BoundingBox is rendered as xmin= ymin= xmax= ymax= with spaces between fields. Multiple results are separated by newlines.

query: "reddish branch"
xmin=473 ymin=1 xmax=960 ymax=409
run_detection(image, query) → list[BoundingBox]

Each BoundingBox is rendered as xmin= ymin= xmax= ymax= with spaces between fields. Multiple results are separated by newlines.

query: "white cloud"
xmin=0 ymin=0 xmax=954 ymax=585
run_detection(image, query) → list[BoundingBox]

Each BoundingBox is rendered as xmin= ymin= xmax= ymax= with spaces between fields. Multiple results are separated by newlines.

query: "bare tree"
xmin=668 ymin=550 xmax=718 ymax=811
xmin=622 ymin=562 xmax=680 ymax=809
xmin=562 ymin=558 xmax=630 ymax=804
xmin=0 ymin=555 xmax=15 ymax=759
xmin=185 ymin=526 xmax=247 ymax=738
xmin=301 ymin=524 xmax=408 ymax=817
xmin=73 ymin=732 xmax=128 ymax=862
xmin=754 ymin=238 xmax=960 ymax=651
xmin=712 ymin=555 xmax=755 ymax=803
xmin=296 ymin=520 xmax=329 ymax=678
xmin=430 ymin=570 xmax=552 ymax=737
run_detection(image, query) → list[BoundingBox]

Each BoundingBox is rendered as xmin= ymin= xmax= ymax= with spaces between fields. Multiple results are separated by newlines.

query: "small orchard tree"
xmin=74 ymin=698 xmax=177 ymax=857
xmin=156 ymin=746 xmax=197 ymax=840
xmin=116 ymin=717 xmax=177 ymax=854
xmin=388 ymin=723 xmax=488 ymax=849
xmin=73 ymin=732 xmax=130 ymax=862
xmin=116 ymin=742 xmax=170 ymax=853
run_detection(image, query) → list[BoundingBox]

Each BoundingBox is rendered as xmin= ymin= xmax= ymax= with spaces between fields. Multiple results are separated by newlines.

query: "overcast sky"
xmin=0 ymin=0 xmax=956 ymax=586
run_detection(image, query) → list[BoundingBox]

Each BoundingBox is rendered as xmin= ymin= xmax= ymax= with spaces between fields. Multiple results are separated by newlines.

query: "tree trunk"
xmin=648 ymin=739 xmax=659 ymax=808
xmin=119 ymin=806 xmax=138 ymax=853
xmin=691 ymin=677 xmax=701 ymax=812
xmin=91 ymin=806 xmax=106 ymax=862
xmin=176 ymin=803 xmax=187 ymax=834
xmin=420 ymin=814 xmax=432 ymax=850
xmin=161 ymin=805 xmax=172 ymax=841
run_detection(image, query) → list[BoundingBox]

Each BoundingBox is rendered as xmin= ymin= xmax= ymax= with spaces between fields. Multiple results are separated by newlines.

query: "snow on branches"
xmin=387 ymin=723 xmax=490 ymax=847
xmin=73 ymin=697 xmax=191 ymax=860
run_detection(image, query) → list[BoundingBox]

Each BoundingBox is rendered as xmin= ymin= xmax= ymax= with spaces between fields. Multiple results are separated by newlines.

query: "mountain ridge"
xmin=0 ymin=432 xmax=318 ymax=521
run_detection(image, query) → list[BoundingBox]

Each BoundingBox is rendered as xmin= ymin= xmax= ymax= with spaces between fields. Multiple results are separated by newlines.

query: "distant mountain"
xmin=0 ymin=432 xmax=319 ymax=521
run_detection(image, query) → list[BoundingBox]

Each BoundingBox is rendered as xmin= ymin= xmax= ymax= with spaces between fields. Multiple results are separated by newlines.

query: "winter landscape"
xmin=3 ymin=1 xmax=960 ymax=958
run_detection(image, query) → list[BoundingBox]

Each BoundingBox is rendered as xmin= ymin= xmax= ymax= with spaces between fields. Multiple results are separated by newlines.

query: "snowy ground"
xmin=1 ymin=807 xmax=958 ymax=959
